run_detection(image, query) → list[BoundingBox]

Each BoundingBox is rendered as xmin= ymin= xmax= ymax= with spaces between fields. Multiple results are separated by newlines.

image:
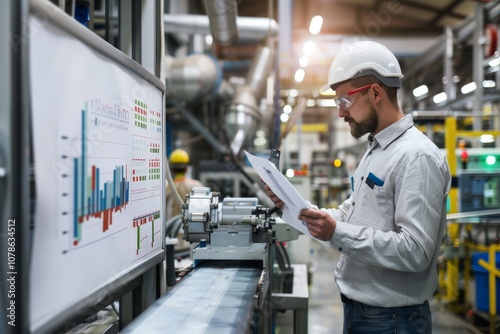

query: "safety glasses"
xmin=333 ymin=84 xmax=373 ymax=110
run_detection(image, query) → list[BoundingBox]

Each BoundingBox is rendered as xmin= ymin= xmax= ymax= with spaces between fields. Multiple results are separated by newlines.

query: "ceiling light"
xmin=205 ymin=35 xmax=213 ymax=45
xmin=299 ymin=56 xmax=309 ymax=68
xmin=294 ymin=69 xmax=305 ymax=82
xmin=433 ymin=92 xmax=447 ymax=104
xmin=412 ymin=85 xmax=428 ymax=98
xmin=480 ymin=134 xmax=494 ymax=143
xmin=280 ymin=113 xmax=289 ymax=122
xmin=309 ymin=15 xmax=323 ymax=35
xmin=317 ymin=99 xmax=336 ymax=107
xmin=461 ymin=82 xmax=477 ymax=94
xmin=303 ymin=41 xmax=315 ymax=57
xmin=283 ymin=104 xmax=292 ymax=114
xmin=289 ymin=89 xmax=299 ymax=97
xmin=286 ymin=169 xmax=295 ymax=178
xmin=483 ymin=80 xmax=496 ymax=88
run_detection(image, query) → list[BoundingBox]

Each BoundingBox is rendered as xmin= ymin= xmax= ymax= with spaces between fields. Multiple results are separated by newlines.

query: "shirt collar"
xmin=372 ymin=114 xmax=414 ymax=150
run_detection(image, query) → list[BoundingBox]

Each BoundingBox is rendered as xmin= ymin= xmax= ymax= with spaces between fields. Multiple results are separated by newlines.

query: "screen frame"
xmin=29 ymin=1 xmax=166 ymax=333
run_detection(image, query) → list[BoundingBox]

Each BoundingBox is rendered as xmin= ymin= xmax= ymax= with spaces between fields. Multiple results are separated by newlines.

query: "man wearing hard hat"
xmin=166 ymin=148 xmax=204 ymax=221
xmin=265 ymin=41 xmax=451 ymax=333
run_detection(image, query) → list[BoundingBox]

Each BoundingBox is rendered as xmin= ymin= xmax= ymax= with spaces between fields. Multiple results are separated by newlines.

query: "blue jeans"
xmin=342 ymin=297 xmax=432 ymax=334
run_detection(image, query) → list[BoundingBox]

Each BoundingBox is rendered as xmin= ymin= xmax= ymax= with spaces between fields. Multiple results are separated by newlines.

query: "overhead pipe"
xmin=163 ymin=15 xmax=279 ymax=43
xmin=204 ymin=0 xmax=238 ymax=46
xmin=165 ymin=54 xmax=221 ymax=101
xmin=245 ymin=45 xmax=275 ymax=99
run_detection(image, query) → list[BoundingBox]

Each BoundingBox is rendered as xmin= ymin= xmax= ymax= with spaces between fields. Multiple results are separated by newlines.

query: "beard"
xmin=348 ymin=104 xmax=378 ymax=139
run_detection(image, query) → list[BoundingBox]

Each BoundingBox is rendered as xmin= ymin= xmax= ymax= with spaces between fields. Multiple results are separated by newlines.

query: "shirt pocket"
xmin=354 ymin=177 xmax=389 ymax=230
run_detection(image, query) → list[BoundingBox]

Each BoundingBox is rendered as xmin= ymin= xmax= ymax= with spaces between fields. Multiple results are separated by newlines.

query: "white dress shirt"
xmin=325 ymin=114 xmax=451 ymax=307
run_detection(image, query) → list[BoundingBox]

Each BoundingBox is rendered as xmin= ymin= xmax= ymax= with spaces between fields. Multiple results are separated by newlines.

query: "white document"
xmin=244 ymin=151 xmax=329 ymax=247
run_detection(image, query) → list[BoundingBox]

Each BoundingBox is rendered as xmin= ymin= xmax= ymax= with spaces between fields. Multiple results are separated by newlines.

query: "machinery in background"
xmin=460 ymin=172 xmax=500 ymax=216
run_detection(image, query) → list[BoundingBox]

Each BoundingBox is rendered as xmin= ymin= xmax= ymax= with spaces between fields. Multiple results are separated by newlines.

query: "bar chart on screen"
xmin=29 ymin=12 xmax=166 ymax=330
xmin=56 ymin=97 xmax=162 ymax=260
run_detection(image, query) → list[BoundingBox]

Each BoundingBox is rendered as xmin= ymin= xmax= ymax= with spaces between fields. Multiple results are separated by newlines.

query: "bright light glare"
xmin=283 ymin=104 xmax=292 ymax=114
xmin=306 ymin=99 xmax=316 ymax=107
xmin=280 ymin=113 xmax=290 ymax=122
xmin=289 ymin=89 xmax=299 ymax=97
xmin=309 ymin=15 xmax=323 ymax=35
xmin=480 ymin=134 xmax=495 ymax=143
xmin=483 ymin=80 xmax=496 ymax=88
xmin=486 ymin=155 xmax=496 ymax=165
xmin=461 ymin=82 xmax=477 ymax=94
xmin=303 ymin=41 xmax=315 ymax=57
xmin=299 ymin=56 xmax=309 ymax=68
xmin=317 ymin=99 xmax=336 ymax=107
xmin=295 ymin=69 xmax=305 ymax=82
xmin=253 ymin=136 xmax=267 ymax=147
xmin=320 ymin=88 xmax=335 ymax=96
xmin=412 ymin=85 xmax=428 ymax=97
xmin=205 ymin=35 xmax=213 ymax=45
xmin=286 ymin=169 xmax=295 ymax=178
xmin=489 ymin=57 xmax=500 ymax=67
xmin=433 ymin=92 xmax=447 ymax=104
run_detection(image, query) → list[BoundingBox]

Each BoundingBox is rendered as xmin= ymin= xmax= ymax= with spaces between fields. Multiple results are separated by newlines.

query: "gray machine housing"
xmin=182 ymin=186 xmax=274 ymax=267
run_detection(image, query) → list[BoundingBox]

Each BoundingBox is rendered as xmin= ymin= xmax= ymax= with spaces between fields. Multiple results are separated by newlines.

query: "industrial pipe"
xmin=164 ymin=14 xmax=279 ymax=43
xmin=204 ymin=0 xmax=238 ymax=46
xmin=165 ymin=53 xmax=221 ymax=101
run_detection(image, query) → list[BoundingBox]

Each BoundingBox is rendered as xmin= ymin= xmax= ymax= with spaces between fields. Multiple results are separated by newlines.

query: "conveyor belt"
xmin=122 ymin=260 xmax=263 ymax=334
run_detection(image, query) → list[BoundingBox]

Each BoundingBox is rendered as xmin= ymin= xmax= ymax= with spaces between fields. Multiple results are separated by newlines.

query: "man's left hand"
xmin=298 ymin=208 xmax=336 ymax=241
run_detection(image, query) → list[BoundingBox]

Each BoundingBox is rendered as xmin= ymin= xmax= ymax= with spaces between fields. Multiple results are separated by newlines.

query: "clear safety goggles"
xmin=333 ymin=84 xmax=373 ymax=110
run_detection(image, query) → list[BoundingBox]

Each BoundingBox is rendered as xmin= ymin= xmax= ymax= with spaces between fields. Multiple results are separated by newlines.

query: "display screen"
xmin=29 ymin=3 xmax=164 ymax=332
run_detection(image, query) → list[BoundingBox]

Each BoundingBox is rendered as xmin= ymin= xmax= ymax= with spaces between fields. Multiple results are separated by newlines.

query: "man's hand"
xmin=264 ymin=184 xmax=284 ymax=209
xmin=298 ymin=208 xmax=336 ymax=241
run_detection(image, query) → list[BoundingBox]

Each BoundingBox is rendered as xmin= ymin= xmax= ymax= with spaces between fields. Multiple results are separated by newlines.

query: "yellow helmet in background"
xmin=169 ymin=148 xmax=190 ymax=165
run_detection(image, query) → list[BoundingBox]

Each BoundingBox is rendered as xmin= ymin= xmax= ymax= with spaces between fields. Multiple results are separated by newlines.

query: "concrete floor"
xmin=306 ymin=239 xmax=485 ymax=334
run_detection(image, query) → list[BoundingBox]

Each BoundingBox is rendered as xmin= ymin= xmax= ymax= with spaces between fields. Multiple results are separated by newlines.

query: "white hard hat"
xmin=320 ymin=41 xmax=404 ymax=93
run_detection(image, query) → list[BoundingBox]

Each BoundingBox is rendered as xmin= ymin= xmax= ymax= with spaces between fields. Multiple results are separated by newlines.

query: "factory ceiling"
xmin=185 ymin=1 xmax=495 ymax=123
xmin=192 ymin=1 xmax=485 ymax=92
xmin=235 ymin=0 xmax=480 ymax=36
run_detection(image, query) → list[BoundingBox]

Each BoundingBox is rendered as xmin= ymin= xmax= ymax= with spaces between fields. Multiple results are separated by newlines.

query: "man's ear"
xmin=371 ymin=84 xmax=383 ymax=103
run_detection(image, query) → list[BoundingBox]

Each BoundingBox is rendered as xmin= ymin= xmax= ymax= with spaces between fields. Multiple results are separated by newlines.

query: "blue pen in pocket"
xmin=365 ymin=172 xmax=384 ymax=189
